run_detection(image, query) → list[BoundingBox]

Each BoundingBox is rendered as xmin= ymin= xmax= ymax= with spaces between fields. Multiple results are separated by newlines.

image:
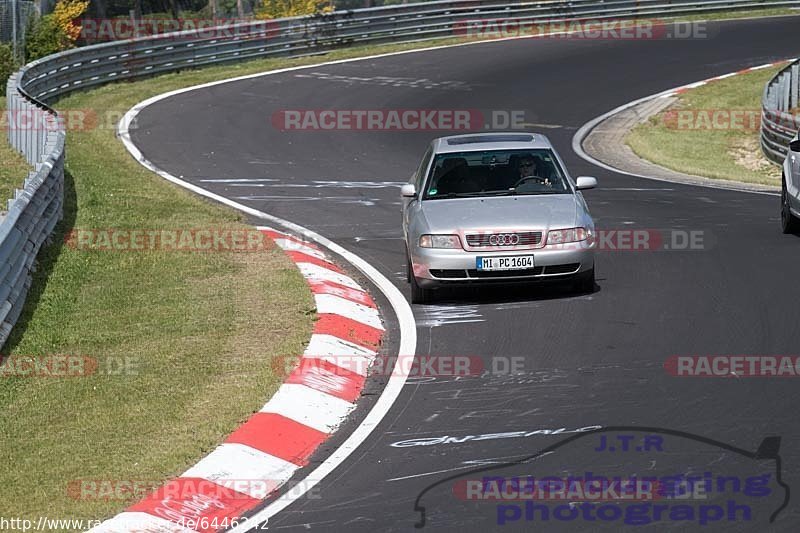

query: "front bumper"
xmin=410 ymin=242 xmax=595 ymax=288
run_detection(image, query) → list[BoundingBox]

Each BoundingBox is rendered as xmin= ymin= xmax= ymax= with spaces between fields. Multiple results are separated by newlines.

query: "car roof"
xmin=432 ymin=132 xmax=553 ymax=154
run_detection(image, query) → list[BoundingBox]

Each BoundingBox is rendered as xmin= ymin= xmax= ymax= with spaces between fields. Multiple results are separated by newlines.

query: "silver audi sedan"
xmin=401 ymin=133 xmax=597 ymax=303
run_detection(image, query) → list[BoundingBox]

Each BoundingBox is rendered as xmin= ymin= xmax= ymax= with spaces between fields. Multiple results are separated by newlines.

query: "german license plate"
xmin=476 ymin=255 xmax=534 ymax=271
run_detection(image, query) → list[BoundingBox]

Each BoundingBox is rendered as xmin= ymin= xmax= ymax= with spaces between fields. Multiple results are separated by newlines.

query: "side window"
xmin=415 ymin=148 xmax=434 ymax=192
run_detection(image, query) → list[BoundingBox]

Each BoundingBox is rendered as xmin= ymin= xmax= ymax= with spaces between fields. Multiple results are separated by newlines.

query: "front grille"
xmin=465 ymin=231 xmax=543 ymax=248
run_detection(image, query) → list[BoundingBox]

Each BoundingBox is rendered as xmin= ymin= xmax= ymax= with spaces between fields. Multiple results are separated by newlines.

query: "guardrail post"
xmin=7 ymin=84 xmax=14 ymax=151
xmin=13 ymin=91 xmax=18 ymax=151
xmin=782 ymin=73 xmax=791 ymax=112
xmin=27 ymin=103 xmax=33 ymax=162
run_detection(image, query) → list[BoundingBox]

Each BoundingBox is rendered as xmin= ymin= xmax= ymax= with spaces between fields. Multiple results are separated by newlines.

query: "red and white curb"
xmin=663 ymin=59 xmax=794 ymax=97
xmin=89 ymin=226 xmax=384 ymax=533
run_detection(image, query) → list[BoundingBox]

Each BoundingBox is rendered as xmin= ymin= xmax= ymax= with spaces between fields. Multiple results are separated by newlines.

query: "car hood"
xmin=419 ymin=194 xmax=579 ymax=233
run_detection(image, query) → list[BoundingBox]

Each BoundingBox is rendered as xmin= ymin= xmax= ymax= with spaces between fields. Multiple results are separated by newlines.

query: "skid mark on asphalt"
xmin=232 ymin=195 xmax=384 ymax=206
xmin=491 ymin=301 xmax=546 ymax=311
xmin=219 ymin=180 xmax=405 ymax=189
xmin=415 ymin=305 xmax=484 ymax=327
xmin=305 ymin=180 xmax=405 ymax=188
xmin=353 ymin=236 xmax=404 ymax=243
xmin=386 ymin=452 xmax=555 ymax=481
xmin=602 ymin=187 xmax=675 ymax=191
xmin=199 ymin=178 xmax=278 ymax=183
xmin=247 ymin=159 xmax=287 ymax=165
xmin=294 ymin=72 xmax=475 ymax=91
xmin=388 ymin=425 xmax=602 ymax=448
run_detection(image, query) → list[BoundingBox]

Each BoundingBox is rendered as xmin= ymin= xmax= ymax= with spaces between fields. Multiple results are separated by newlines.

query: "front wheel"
xmin=409 ymin=264 xmax=435 ymax=304
xmin=781 ymin=176 xmax=800 ymax=234
xmin=573 ymin=266 xmax=595 ymax=294
xmin=405 ymin=247 xmax=412 ymax=283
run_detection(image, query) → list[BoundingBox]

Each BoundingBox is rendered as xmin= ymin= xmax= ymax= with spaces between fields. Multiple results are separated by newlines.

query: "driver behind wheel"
xmin=518 ymin=155 xmax=535 ymax=178
xmin=517 ymin=155 xmax=551 ymax=186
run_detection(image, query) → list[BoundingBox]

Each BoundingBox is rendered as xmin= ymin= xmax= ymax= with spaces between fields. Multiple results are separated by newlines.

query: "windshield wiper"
xmin=513 ymin=190 xmax=568 ymax=195
xmin=457 ymin=190 xmax=517 ymax=197
xmin=425 ymin=190 xmax=519 ymax=200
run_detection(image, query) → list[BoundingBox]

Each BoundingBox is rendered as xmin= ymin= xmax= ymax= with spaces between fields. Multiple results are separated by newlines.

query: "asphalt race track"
xmin=130 ymin=16 xmax=800 ymax=532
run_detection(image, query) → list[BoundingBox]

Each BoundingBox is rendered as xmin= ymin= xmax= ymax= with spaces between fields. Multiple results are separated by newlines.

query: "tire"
xmin=781 ymin=176 xmax=800 ymax=234
xmin=410 ymin=267 xmax=435 ymax=304
xmin=405 ymin=247 xmax=411 ymax=283
xmin=573 ymin=266 xmax=595 ymax=294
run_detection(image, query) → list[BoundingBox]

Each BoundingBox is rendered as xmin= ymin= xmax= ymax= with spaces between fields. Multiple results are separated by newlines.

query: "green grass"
xmin=0 ymin=56 xmax=318 ymax=527
xmin=627 ymin=65 xmax=785 ymax=185
xmin=0 ymin=141 xmax=32 ymax=207
xmin=675 ymin=7 xmax=798 ymax=21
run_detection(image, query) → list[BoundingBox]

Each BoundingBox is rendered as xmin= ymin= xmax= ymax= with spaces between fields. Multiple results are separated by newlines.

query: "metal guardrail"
xmin=3 ymin=0 xmax=799 ymax=348
xmin=2 ymin=72 xmax=64 ymax=346
xmin=14 ymin=0 xmax=800 ymax=102
xmin=760 ymin=58 xmax=800 ymax=165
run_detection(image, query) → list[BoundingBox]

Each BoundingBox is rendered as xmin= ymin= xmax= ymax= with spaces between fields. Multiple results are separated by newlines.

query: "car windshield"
xmin=422 ymin=149 xmax=571 ymax=200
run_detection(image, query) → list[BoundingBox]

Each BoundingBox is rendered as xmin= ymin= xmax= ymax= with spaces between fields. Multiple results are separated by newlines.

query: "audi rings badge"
xmin=488 ymin=234 xmax=520 ymax=246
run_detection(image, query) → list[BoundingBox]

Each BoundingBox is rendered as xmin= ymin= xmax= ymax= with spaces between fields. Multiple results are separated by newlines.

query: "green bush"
xmin=0 ymin=43 xmax=15 ymax=97
xmin=25 ymin=15 xmax=64 ymax=62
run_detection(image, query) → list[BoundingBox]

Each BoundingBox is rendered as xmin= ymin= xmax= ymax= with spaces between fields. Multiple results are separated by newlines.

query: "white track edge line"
xmin=117 ymin=59 xmax=420 ymax=531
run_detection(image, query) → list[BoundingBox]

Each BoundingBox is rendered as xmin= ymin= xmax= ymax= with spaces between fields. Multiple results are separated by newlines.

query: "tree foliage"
xmin=25 ymin=15 xmax=61 ymax=61
xmin=0 ymin=43 xmax=16 ymax=97
xmin=25 ymin=0 xmax=90 ymax=61
xmin=256 ymin=0 xmax=332 ymax=19
xmin=54 ymin=0 xmax=92 ymax=43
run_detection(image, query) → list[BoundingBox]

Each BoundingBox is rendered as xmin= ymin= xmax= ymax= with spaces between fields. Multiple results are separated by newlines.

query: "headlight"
xmin=547 ymin=227 xmax=589 ymax=245
xmin=419 ymin=234 xmax=462 ymax=249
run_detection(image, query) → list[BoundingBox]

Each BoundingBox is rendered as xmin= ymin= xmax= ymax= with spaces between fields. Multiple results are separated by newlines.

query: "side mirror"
xmin=401 ymin=183 xmax=417 ymax=198
xmin=575 ymin=176 xmax=597 ymax=190
xmin=789 ymin=139 xmax=800 ymax=153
